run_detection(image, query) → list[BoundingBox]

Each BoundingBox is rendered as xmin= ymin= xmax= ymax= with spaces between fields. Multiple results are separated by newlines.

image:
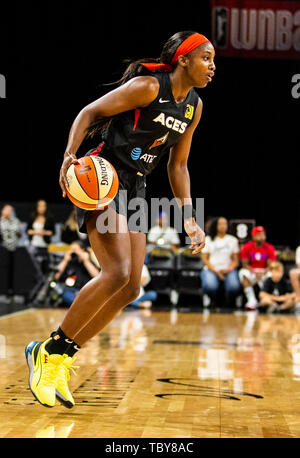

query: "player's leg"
xmin=73 ymin=229 xmax=146 ymax=346
xmin=25 ymin=208 xmax=132 ymax=407
xmin=54 ymin=229 xmax=146 ymax=408
xmin=58 ymin=208 xmax=132 ymax=341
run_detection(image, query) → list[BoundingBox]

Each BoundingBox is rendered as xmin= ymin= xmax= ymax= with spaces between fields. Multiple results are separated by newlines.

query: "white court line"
xmin=0 ymin=307 xmax=34 ymax=321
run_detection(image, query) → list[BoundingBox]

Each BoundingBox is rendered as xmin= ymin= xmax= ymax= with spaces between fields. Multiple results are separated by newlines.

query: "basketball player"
xmin=25 ymin=31 xmax=215 ymax=408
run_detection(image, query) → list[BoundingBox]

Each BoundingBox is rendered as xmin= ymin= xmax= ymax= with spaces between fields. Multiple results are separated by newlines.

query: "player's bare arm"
xmin=167 ymin=98 xmax=205 ymax=253
xmin=59 ymin=76 xmax=159 ymax=196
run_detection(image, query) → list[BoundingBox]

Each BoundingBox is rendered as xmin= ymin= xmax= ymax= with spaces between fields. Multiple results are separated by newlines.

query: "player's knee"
xmin=126 ymin=285 xmax=141 ymax=303
xmin=114 ymin=268 xmax=131 ymax=290
xmin=117 ymin=280 xmax=141 ymax=305
xmin=102 ymin=263 xmax=131 ymax=291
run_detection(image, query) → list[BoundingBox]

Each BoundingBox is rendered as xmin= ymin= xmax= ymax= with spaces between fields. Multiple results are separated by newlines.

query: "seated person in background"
xmin=147 ymin=211 xmax=180 ymax=251
xmin=259 ymin=261 xmax=297 ymax=312
xmin=129 ymin=264 xmax=157 ymax=308
xmin=239 ymin=226 xmax=276 ymax=310
xmin=201 ymin=216 xmax=241 ymax=307
xmin=61 ymin=207 xmax=88 ymax=245
xmin=54 ymin=240 xmax=100 ymax=307
xmin=289 ymin=244 xmax=300 ymax=304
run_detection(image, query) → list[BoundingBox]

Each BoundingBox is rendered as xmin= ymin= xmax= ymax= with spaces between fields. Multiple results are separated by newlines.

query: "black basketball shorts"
xmin=76 ymin=150 xmax=148 ymax=234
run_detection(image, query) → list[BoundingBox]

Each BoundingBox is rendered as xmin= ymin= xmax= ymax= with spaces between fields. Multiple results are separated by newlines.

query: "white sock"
xmin=244 ymin=286 xmax=257 ymax=304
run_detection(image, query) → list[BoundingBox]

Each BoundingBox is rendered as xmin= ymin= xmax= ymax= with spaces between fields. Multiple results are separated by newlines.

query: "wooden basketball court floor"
xmin=0 ymin=306 xmax=300 ymax=438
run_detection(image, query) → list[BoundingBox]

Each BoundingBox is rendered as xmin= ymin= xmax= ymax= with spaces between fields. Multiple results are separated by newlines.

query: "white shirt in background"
xmin=31 ymin=222 xmax=47 ymax=248
xmin=147 ymin=225 xmax=180 ymax=246
xmin=296 ymin=246 xmax=300 ymax=267
xmin=202 ymin=234 xmax=239 ymax=271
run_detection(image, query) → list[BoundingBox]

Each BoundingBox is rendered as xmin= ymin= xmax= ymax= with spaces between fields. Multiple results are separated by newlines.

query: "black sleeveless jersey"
xmin=94 ymin=73 xmax=199 ymax=176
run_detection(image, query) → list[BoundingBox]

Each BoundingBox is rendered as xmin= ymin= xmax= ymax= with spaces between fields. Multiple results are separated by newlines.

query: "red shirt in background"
xmin=240 ymin=241 xmax=276 ymax=269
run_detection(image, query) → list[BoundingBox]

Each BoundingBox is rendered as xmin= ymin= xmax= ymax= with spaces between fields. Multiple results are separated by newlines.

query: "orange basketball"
xmin=66 ymin=155 xmax=119 ymax=210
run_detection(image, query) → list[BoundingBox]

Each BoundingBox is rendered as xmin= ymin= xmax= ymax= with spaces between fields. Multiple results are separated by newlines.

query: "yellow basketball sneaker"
xmin=25 ymin=338 xmax=65 ymax=407
xmin=55 ymin=355 xmax=79 ymax=408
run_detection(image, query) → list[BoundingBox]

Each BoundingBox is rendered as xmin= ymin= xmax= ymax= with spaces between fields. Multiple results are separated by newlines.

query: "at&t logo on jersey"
xmin=131 ymin=147 xmax=157 ymax=163
xmin=131 ymin=147 xmax=142 ymax=160
xmin=153 ymin=113 xmax=187 ymax=133
xmin=140 ymin=153 xmax=157 ymax=163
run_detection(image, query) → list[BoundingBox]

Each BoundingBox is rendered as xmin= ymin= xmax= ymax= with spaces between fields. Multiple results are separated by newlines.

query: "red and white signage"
xmin=210 ymin=0 xmax=300 ymax=59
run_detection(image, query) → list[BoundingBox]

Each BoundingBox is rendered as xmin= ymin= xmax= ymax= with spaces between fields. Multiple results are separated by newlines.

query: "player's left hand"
xmin=184 ymin=218 xmax=206 ymax=254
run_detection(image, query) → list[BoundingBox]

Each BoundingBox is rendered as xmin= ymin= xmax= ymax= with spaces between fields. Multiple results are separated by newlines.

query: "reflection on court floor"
xmin=0 ymin=307 xmax=300 ymax=437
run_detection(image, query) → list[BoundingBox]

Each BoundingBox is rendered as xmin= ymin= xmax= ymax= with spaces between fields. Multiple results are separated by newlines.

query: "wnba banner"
xmin=210 ymin=0 xmax=300 ymax=59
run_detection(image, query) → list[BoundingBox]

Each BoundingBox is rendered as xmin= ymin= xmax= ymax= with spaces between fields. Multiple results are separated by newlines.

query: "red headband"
xmin=140 ymin=33 xmax=211 ymax=73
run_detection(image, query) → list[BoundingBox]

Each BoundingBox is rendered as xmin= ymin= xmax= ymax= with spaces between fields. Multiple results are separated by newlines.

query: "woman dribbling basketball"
xmin=25 ymin=31 xmax=215 ymax=408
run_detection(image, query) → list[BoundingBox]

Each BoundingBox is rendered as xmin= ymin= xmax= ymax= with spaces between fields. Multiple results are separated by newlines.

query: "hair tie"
xmin=140 ymin=62 xmax=172 ymax=72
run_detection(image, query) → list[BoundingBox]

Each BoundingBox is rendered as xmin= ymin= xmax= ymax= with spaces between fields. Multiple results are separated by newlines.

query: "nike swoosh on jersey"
xmin=159 ymin=98 xmax=170 ymax=103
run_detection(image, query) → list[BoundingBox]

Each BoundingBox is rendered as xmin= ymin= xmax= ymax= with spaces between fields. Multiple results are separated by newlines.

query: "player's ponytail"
xmin=86 ymin=31 xmax=199 ymax=137
xmin=113 ymin=57 xmax=160 ymax=86
xmin=115 ymin=30 xmax=198 ymax=85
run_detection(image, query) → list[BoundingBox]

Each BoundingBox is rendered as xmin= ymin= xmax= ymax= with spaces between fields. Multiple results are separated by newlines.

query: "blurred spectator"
xmin=201 ymin=216 xmax=241 ymax=307
xmin=289 ymin=244 xmax=300 ymax=304
xmin=239 ymin=226 xmax=276 ymax=310
xmin=61 ymin=207 xmax=87 ymax=245
xmin=27 ymin=199 xmax=55 ymax=275
xmin=54 ymin=240 xmax=100 ymax=306
xmin=129 ymin=264 xmax=157 ymax=308
xmin=0 ymin=204 xmax=21 ymax=251
xmin=147 ymin=211 xmax=180 ymax=251
xmin=259 ymin=261 xmax=297 ymax=312
xmin=204 ymin=215 xmax=215 ymax=234
xmin=0 ymin=204 xmax=21 ymax=299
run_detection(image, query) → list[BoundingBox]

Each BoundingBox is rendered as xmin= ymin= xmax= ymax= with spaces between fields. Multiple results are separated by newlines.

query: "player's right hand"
xmin=59 ymin=153 xmax=79 ymax=198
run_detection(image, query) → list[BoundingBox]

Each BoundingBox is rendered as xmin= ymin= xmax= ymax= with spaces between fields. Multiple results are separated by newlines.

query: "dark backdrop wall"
xmin=1 ymin=1 xmax=299 ymax=246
